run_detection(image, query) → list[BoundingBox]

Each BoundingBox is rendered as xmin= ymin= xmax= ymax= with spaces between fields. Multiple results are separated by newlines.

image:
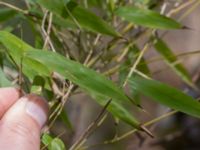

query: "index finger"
xmin=0 ymin=87 xmax=21 ymax=118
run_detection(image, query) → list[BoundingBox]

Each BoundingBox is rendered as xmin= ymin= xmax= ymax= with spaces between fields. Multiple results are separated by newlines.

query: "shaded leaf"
xmin=36 ymin=0 xmax=68 ymax=15
xmin=36 ymin=0 xmax=119 ymax=36
xmin=0 ymin=8 xmax=17 ymax=22
xmin=66 ymin=2 xmax=119 ymax=36
xmin=129 ymin=76 xmax=200 ymax=118
xmin=28 ymin=7 xmax=76 ymax=30
xmin=115 ymin=6 xmax=182 ymax=29
xmin=59 ymin=110 xmax=73 ymax=130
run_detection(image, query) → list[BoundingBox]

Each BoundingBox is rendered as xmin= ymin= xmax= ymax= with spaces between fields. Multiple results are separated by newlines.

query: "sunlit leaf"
xmin=31 ymin=75 xmax=45 ymax=95
xmin=115 ymin=6 xmax=182 ymax=29
xmin=42 ymin=134 xmax=65 ymax=150
xmin=0 ymin=31 xmax=50 ymax=80
xmin=26 ymin=49 xmax=140 ymax=128
xmin=49 ymin=138 xmax=65 ymax=150
xmin=42 ymin=133 xmax=53 ymax=146
xmin=0 ymin=31 xmax=141 ymax=129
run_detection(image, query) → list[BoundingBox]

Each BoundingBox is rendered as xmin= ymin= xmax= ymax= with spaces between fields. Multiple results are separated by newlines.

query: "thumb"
xmin=0 ymin=94 xmax=49 ymax=150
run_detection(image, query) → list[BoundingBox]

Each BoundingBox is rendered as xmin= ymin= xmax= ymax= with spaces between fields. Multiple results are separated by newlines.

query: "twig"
xmin=107 ymin=110 xmax=177 ymax=143
xmin=24 ymin=0 xmax=31 ymax=9
xmin=64 ymin=5 xmax=82 ymax=30
xmin=82 ymin=110 xmax=177 ymax=149
xmin=117 ymin=42 xmax=133 ymax=62
xmin=160 ymin=1 xmax=168 ymax=15
xmin=178 ymin=0 xmax=200 ymax=21
xmin=0 ymin=2 xmax=28 ymax=14
xmin=123 ymin=43 xmax=150 ymax=86
xmin=83 ymin=34 xmax=101 ymax=65
xmin=167 ymin=0 xmax=195 ymax=17
xmin=48 ymin=83 xmax=75 ymax=129
xmin=43 ymin=12 xmax=54 ymax=50
xmin=69 ymin=99 xmax=112 ymax=150
xmin=41 ymin=10 xmax=56 ymax=52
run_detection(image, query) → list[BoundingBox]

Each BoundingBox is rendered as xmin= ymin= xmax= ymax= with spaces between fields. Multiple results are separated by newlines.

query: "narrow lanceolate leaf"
xmin=0 ymin=8 xmax=17 ymax=22
xmin=66 ymin=2 xmax=120 ymax=36
xmin=154 ymin=38 xmax=193 ymax=87
xmin=119 ymin=45 xmax=150 ymax=105
xmin=49 ymin=138 xmax=66 ymax=150
xmin=42 ymin=134 xmax=66 ymax=150
xmin=95 ymin=94 xmax=140 ymax=128
xmin=0 ymin=68 xmax=12 ymax=87
xmin=25 ymin=50 xmax=130 ymax=103
xmin=0 ymin=31 xmax=140 ymax=129
xmin=0 ymin=31 xmax=50 ymax=80
xmin=129 ymin=76 xmax=200 ymax=118
xmin=115 ymin=6 xmax=182 ymax=29
xmin=35 ymin=0 xmax=69 ymax=16
xmin=36 ymin=0 xmax=119 ymax=36
xmin=42 ymin=133 xmax=53 ymax=147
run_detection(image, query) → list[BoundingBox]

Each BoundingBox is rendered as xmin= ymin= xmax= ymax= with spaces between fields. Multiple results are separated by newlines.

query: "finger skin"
xmin=0 ymin=94 xmax=49 ymax=150
xmin=0 ymin=88 xmax=21 ymax=118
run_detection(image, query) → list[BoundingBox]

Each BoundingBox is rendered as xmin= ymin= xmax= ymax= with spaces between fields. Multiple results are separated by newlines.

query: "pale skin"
xmin=0 ymin=87 xmax=49 ymax=150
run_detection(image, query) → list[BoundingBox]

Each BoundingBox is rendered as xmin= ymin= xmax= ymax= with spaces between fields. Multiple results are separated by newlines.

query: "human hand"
xmin=0 ymin=87 xmax=49 ymax=150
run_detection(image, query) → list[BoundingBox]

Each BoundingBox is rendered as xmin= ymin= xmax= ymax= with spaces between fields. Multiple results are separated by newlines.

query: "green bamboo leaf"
xmin=42 ymin=134 xmax=65 ymax=150
xmin=42 ymin=133 xmax=53 ymax=146
xmin=131 ymin=45 xmax=150 ymax=75
xmin=66 ymin=2 xmax=120 ymax=36
xmin=25 ymin=50 xmax=129 ymax=102
xmin=0 ymin=8 xmax=17 ymax=22
xmin=129 ymin=76 xmax=200 ymax=118
xmin=36 ymin=0 xmax=69 ymax=15
xmin=35 ymin=0 xmax=119 ymax=36
xmin=115 ymin=6 xmax=182 ymax=29
xmin=94 ymin=94 xmax=140 ymax=128
xmin=0 ymin=31 xmax=50 ymax=80
xmin=59 ymin=110 xmax=73 ymax=130
xmin=28 ymin=7 xmax=76 ymax=30
xmin=26 ymin=49 xmax=140 ymax=128
xmin=154 ymin=38 xmax=192 ymax=86
xmin=31 ymin=75 xmax=45 ymax=95
xmin=0 ymin=68 xmax=12 ymax=87
xmin=119 ymin=45 xmax=150 ymax=105
xmin=0 ymin=31 xmax=140 ymax=129
xmin=49 ymin=138 xmax=65 ymax=150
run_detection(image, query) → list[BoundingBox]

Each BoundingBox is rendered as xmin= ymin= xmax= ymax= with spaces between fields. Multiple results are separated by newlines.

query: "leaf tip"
xmin=140 ymin=125 xmax=154 ymax=138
